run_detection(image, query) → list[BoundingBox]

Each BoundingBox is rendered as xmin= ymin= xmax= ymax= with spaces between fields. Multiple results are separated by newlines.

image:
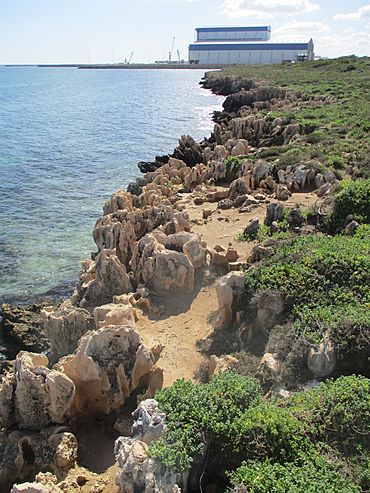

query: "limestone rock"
xmin=115 ymin=437 xmax=187 ymax=493
xmin=254 ymin=293 xmax=285 ymax=331
xmin=93 ymin=302 xmax=136 ymax=329
xmin=0 ymin=428 xmax=77 ymax=488
xmin=0 ymin=304 xmax=49 ymax=360
xmin=103 ymin=190 xmax=133 ymax=215
xmin=79 ymin=249 xmax=133 ymax=307
xmin=216 ymin=272 xmax=245 ymax=328
xmin=307 ymin=336 xmax=336 ymax=378
xmin=43 ymin=300 xmax=95 ymax=363
xmin=265 ymin=203 xmax=285 ymax=226
xmin=61 ymin=325 xmax=155 ymax=415
xmin=0 ymin=352 xmax=75 ymax=431
xmin=131 ymin=399 xmax=167 ymax=445
xmin=130 ymin=234 xmax=194 ymax=294
xmin=208 ymin=355 xmax=238 ymax=379
xmin=275 ymin=184 xmax=291 ymax=201
xmin=229 ymin=178 xmax=248 ymax=201
xmin=244 ymin=218 xmax=259 ymax=237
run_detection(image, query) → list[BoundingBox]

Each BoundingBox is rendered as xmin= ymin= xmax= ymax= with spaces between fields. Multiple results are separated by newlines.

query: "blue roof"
xmin=196 ymin=26 xmax=271 ymax=33
xmin=189 ymin=42 xmax=309 ymax=51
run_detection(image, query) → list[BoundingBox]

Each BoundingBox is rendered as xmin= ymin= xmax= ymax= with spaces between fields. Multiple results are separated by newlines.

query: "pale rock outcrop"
xmin=61 ymin=324 xmax=155 ymax=415
xmin=78 ymin=249 xmax=133 ymax=307
xmin=131 ymin=399 xmax=167 ymax=444
xmin=307 ymin=335 xmax=336 ymax=378
xmin=0 ymin=352 xmax=75 ymax=431
xmin=231 ymin=139 xmax=249 ymax=157
xmin=43 ymin=300 xmax=95 ymax=363
xmin=0 ymin=428 xmax=77 ymax=488
xmin=254 ymin=292 xmax=285 ymax=331
xmin=213 ymin=145 xmax=228 ymax=162
xmin=115 ymin=438 xmax=187 ymax=493
xmin=216 ymin=271 xmax=245 ymax=328
xmin=103 ymin=190 xmax=133 ymax=215
xmin=93 ymin=302 xmax=136 ymax=329
xmin=130 ymin=234 xmax=195 ymax=294
xmin=208 ymin=355 xmax=238 ymax=379
xmin=165 ymin=232 xmax=207 ymax=269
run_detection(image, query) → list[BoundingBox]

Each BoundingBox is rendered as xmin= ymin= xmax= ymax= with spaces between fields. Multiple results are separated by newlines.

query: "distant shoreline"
xmin=4 ymin=63 xmax=227 ymax=70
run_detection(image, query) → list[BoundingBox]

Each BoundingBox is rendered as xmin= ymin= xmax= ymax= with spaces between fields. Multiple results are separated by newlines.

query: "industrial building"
xmin=189 ymin=26 xmax=314 ymax=65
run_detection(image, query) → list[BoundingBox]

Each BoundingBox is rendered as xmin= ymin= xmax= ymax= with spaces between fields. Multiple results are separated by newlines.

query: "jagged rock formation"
xmin=0 ymin=352 xmax=75 ymax=431
xmin=61 ymin=324 xmax=155 ymax=415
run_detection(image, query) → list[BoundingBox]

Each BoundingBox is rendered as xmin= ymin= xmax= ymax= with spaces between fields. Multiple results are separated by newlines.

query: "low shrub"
xmin=332 ymin=178 xmax=370 ymax=229
xmin=148 ymin=372 xmax=262 ymax=472
xmin=229 ymin=458 xmax=360 ymax=493
xmin=225 ymin=156 xmax=243 ymax=182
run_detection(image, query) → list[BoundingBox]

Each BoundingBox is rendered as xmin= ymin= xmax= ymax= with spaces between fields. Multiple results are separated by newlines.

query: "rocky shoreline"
xmin=0 ymin=64 xmax=367 ymax=493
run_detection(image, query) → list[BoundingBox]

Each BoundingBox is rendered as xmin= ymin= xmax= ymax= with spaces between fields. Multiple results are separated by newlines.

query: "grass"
xmin=207 ymin=57 xmax=370 ymax=177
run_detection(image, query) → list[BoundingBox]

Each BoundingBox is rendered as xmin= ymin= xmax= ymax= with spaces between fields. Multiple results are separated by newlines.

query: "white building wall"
xmin=197 ymin=30 xmax=270 ymax=42
xmin=189 ymin=48 xmax=308 ymax=64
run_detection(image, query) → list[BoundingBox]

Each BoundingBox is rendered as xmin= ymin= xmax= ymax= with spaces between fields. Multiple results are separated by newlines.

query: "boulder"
xmin=93 ymin=301 xmax=136 ymax=329
xmin=0 ymin=352 xmax=75 ymax=431
xmin=275 ymin=184 xmax=291 ymax=201
xmin=265 ymin=203 xmax=285 ymax=226
xmin=254 ymin=292 xmax=285 ymax=332
xmin=229 ymin=178 xmax=248 ymax=201
xmin=43 ymin=300 xmax=95 ymax=363
xmin=314 ymin=173 xmax=325 ymax=189
xmin=61 ymin=325 xmax=155 ymax=415
xmin=244 ymin=218 xmax=259 ymax=237
xmin=249 ymin=245 xmax=273 ymax=263
xmin=307 ymin=336 xmax=336 ymax=378
xmin=79 ymin=249 xmax=133 ymax=307
xmin=208 ymin=355 xmax=238 ymax=379
xmin=114 ymin=437 xmax=187 ymax=493
xmin=345 ymin=220 xmax=359 ymax=236
xmin=213 ymin=145 xmax=228 ymax=162
xmin=0 ymin=428 xmax=77 ymax=488
xmin=0 ymin=304 xmax=49 ymax=360
xmin=131 ymin=399 xmax=167 ymax=445
xmin=130 ymin=235 xmax=194 ymax=294
xmin=231 ymin=140 xmax=249 ymax=157
xmin=288 ymin=208 xmax=304 ymax=228
xmin=316 ymin=182 xmax=332 ymax=197
xmin=216 ymin=272 xmax=245 ymax=328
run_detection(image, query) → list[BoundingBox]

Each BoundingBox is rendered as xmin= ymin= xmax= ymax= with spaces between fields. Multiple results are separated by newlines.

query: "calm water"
xmin=0 ymin=67 xmax=223 ymax=302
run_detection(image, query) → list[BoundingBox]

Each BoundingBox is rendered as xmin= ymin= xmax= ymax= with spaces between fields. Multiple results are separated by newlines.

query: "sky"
xmin=1 ymin=0 xmax=370 ymax=64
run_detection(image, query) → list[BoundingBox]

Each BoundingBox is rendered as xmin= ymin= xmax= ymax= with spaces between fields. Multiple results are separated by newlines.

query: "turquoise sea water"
xmin=0 ymin=67 xmax=223 ymax=302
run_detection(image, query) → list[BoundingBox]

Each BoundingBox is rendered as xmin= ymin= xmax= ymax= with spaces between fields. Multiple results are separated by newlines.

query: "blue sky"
xmin=1 ymin=0 xmax=369 ymax=63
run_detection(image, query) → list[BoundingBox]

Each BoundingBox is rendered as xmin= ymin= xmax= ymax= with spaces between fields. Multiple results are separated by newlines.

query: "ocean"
xmin=0 ymin=67 xmax=224 ymax=303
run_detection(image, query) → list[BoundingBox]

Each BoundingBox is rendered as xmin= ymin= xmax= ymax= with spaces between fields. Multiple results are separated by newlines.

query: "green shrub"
xmin=281 ymin=375 xmax=370 ymax=450
xmin=244 ymin=234 xmax=370 ymax=316
xmin=229 ymin=458 xmax=360 ymax=493
xmin=225 ymin=156 xmax=243 ymax=182
xmin=148 ymin=372 xmax=262 ymax=472
xmin=332 ymin=178 xmax=370 ymax=229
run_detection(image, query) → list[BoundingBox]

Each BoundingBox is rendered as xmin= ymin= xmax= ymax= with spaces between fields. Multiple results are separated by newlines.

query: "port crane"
xmin=168 ymin=36 xmax=175 ymax=64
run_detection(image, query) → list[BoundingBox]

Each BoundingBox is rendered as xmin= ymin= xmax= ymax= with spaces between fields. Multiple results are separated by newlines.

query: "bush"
xmin=244 ymin=234 xmax=370 ymax=316
xmin=148 ymin=372 xmax=262 ymax=472
xmin=229 ymin=458 xmax=361 ymax=493
xmin=281 ymin=375 xmax=370 ymax=451
xmin=225 ymin=156 xmax=243 ymax=182
xmin=332 ymin=178 xmax=370 ymax=229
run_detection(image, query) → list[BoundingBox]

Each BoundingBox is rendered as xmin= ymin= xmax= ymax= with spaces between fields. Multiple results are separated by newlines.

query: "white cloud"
xmin=275 ymin=20 xmax=329 ymax=34
xmin=220 ymin=0 xmax=320 ymax=19
xmin=314 ymin=28 xmax=370 ymax=57
xmin=334 ymin=3 xmax=370 ymax=21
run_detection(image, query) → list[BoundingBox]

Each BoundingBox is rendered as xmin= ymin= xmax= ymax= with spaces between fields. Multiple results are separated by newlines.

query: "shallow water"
xmin=0 ymin=67 xmax=223 ymax=302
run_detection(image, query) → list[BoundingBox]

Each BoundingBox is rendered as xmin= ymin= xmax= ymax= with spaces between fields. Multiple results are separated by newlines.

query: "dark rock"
xmin=229 ymin=178 xmax=248 ymax=201
xmin=288 ymin=208 xmax=304 ymax=228
xmin=265 ymin=203 xmax=285 ymax=226
xmin=244 ymin=218 xmax=259 ymax=237
xmin=172 ymin=135 xmax=204 ymax=167
xmin=218 ymin=198 xmax=233 ymax=210
xmin=345 ymin=220 xmax=359 ymax=236
xmin=127 ymin=177 xmax=147 ymax=196
xmin=0 ymin=303 xmax=49 ymax=359
xmin=200 ymin=74 xmax=254 ymax=96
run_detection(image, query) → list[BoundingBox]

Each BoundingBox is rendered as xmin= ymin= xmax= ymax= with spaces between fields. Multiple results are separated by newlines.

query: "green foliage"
xmin=332 ymin=178 xmax=370 ymax=229
xmin=225 ymin=156 xmax=243 ymax=182
xmin=244 ymin=234 xmax=370 ymax=315
xmin=281 ymin=375 xmax=370 ymax=451
xmin=148 ymin=372 xmax=262 ymax=471
xmin=229 ymin=459 xmax=361 ymax=493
